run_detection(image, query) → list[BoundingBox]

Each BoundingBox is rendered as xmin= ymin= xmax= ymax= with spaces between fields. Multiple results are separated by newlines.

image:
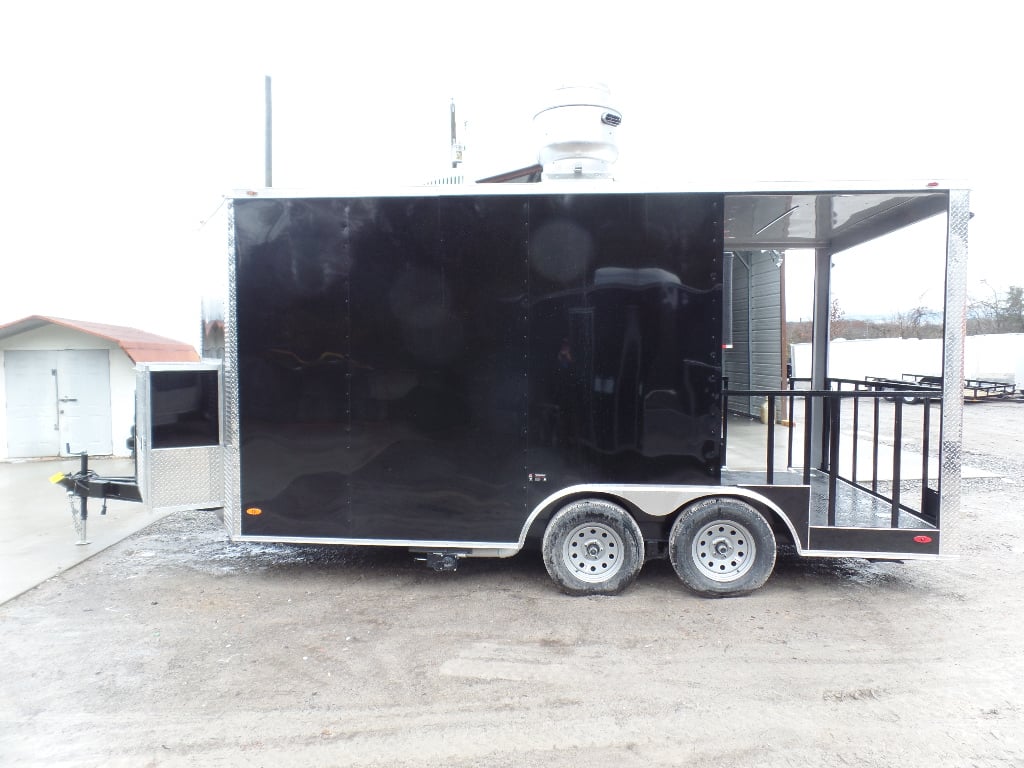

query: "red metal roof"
xmin=0 ymin=315 xmax=200 ymax=363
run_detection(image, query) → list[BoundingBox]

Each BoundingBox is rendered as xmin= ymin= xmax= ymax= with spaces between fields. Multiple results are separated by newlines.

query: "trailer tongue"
xmin=50 ymin=452 xmax=142 ymax=545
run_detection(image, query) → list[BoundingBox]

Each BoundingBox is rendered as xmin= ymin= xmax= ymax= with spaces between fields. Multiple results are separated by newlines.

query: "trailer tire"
xmin=542 ymin=499 xmax=644 ymax=596
xmin=883 ymin=390 xmax=919 ymax=405
xmin=669 ymin=497 xmax=776 ymax=598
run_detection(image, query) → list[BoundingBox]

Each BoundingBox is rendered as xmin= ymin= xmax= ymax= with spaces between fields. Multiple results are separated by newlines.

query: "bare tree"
xmin=829 ymin=298 xmax=845 ymax=339
xmin=891 ymin=306 xmax=938 ymax=338
xmin=967 ymin=284 xmax=1024 ymax=335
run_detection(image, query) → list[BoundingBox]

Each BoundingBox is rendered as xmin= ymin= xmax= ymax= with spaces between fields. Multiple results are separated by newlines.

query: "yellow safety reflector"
xmin=245 ymin=507 xmax=263 ymax=516
xmin=49 ymin=472 xmax=67 ymax=484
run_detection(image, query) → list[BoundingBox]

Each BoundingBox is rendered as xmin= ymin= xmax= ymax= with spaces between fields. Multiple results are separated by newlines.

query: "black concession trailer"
xmin=54 ymin=181 xmax=970 ymax=597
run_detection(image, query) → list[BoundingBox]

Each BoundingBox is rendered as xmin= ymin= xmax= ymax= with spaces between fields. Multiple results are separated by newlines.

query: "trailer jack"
xmin=62 ymin=489 xmax=107 ymax=545
xmin=49 ymin=453 xmax=142 ymax=545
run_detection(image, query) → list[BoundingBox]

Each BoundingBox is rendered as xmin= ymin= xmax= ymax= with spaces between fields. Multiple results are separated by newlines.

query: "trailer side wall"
xmin=232 ymin=193 xmax=722 ymax=543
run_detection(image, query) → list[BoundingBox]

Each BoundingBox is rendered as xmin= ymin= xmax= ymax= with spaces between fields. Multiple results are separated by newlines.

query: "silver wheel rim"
xmin=562 ymin=522 xmax=624 ymax=583
xmin=691 ymin=519 xmax=756 ymax=583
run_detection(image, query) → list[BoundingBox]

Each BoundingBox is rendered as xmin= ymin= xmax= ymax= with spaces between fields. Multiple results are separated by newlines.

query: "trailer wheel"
xmin=668 ymin=498 xmax=776 ymax=598
xmin=542 ymin=499 xmax=644 ymax=596
xmin=883 ymin=391 xmax=919 ymax=405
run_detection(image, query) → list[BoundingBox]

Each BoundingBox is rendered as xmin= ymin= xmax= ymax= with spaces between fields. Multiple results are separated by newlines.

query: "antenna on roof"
xmin=265 ymin=76 xmax=273 ymax=187
xmin=450 ymin=99 xmax=464 ymax=169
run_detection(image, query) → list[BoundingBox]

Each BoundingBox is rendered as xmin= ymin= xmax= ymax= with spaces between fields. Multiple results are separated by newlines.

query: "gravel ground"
xmin=1 ymin=402 xmax=1023 ymax=767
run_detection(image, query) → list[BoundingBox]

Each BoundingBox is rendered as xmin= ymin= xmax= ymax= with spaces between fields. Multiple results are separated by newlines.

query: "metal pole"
xmin=779 ymin=253 xmax=789 ymax=424
xmin=265 ymin=76 xmax=273 ymax=187
xmin=810 ymin=246 xmax=831 ymax=467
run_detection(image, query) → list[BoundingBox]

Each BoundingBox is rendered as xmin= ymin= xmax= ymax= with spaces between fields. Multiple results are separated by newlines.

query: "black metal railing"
xmin=722 ymin=378 xmax=940 ymax=528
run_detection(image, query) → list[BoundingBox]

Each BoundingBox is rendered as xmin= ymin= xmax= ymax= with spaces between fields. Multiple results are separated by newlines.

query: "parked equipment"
xmin=866 ymin=373 xmax=1014 ymax=403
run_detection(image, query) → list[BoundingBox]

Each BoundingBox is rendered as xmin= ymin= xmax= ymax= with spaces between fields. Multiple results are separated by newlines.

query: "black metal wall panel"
xmin=526 ymin=193 xmax=723 ymax=510
xmin=346 ymin=196 xmax=529 ymax=541
xmin=233 ymin=192 xmax=723 ymax=543
xmin=234 ymin=198 xmax=355 ymax=537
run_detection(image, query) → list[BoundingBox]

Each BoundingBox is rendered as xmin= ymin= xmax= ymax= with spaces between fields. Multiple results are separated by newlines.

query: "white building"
xmin=0 ymin=316 xmax=199 ymax=460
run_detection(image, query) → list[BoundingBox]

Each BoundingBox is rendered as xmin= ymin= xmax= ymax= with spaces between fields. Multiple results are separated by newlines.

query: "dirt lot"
xmin=2 ymin=402 xmax=1023 ymax=767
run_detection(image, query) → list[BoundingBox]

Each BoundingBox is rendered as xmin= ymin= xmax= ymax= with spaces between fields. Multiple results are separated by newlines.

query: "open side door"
xmin=136 ymin=362 xmax=224 ymax=513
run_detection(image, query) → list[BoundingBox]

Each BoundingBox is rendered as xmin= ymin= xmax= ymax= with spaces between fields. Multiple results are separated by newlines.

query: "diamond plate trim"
xmin=135 ymin=367 xmax=153 ymax=504
xmin=940 ymin=189 xmax=969 ymax=557
xmin=149 ymin=447 xmax=224 ymax=511
xmin=223 ymin=199 xmax=241 ymax=537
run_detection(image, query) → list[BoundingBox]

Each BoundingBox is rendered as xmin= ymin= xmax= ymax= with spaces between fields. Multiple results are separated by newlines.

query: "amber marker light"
xmin=246 ymin=507 xmax=263 ymax=516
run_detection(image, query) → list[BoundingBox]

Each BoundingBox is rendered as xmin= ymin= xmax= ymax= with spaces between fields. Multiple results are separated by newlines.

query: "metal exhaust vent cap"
xmin=534 ymin=83 xmax=621 ymax=180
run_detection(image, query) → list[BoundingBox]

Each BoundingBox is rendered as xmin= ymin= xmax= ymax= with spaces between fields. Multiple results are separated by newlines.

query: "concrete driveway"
xmin=0 ymin=457 xmax=169 ymax=604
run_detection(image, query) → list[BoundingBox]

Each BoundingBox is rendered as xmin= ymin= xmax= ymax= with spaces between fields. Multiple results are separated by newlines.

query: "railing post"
xmin=803 ymin=395 xmax=812 ymax=484
xmin=851 ymin=385 xmax=860 ymax=483
xmin=891 ymin=398 xmax=903 ymax=527
xmin=823 ymin=379 xmax=840 ymax=473
xmin=921 ymin=399 xmax=931 ymax=515
xmin=823 ymin=397 xmax=839 ymax=528
xmin=787 ymin=379 xmax=795 ymax=469
xmin=828 ymin=392 xmax=840 ymax=526
xmin=872 ymin=397 xmax=881 ymax=493
xmin=820 ymin=396 xmax=831 ymax=472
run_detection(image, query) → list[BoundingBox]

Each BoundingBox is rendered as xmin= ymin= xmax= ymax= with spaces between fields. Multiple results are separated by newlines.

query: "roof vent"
xmin=534 ymin=84 xmax=621 ymax=181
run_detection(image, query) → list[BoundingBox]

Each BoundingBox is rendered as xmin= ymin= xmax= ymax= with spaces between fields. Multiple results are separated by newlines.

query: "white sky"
xmin=1 ymin=0 xmax=1020 ymax=346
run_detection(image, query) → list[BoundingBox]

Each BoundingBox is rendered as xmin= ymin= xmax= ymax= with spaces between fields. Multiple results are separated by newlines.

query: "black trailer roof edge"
xmin=228 ymin=180 xmax=965 ymax=201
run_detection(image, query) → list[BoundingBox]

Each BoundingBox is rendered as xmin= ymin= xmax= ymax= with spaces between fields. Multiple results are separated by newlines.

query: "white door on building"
xmin=4 ymin=349 xmax=113 ymax=458
xmin=56 ymin=350 xmax=112 ymax=456
xmin=4 ymin=351 xmax=59 ymax=457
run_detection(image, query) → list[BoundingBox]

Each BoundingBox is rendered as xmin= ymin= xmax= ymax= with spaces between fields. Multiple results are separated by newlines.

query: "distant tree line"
xmin=967 ymin=285 xmax=1024 ymax=335
xmin=787 ymin=286 xmax=1024 ymax=343
xmin=787 ymin=300 xmax=943 ymax=344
